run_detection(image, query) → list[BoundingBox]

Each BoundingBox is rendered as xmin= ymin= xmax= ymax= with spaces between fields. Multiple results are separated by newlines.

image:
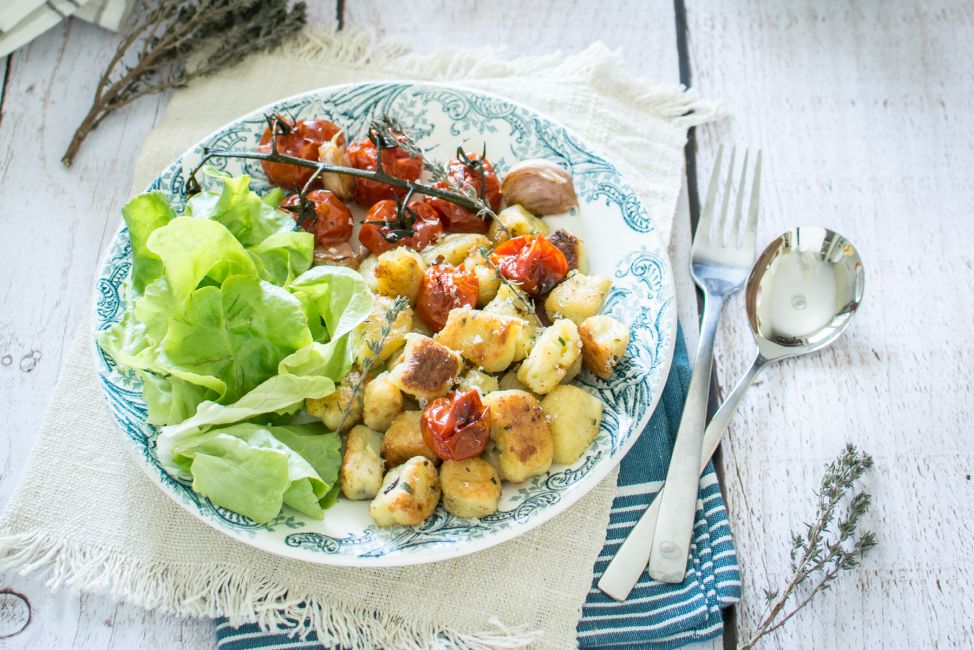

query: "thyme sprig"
xmin=477 ymin=245 xmax=542 ymax=326
xmin=741 ymin=444 xmax=878 ymax=649
xmin=333 ymin=296 xmax=410 ymax=434
xmin=63 ymin=0 xmax=307 ymax=166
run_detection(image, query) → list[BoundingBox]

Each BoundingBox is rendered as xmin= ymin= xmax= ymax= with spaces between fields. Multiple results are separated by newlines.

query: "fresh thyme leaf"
xmin=63 ymin=0 xmax=307 ymax=166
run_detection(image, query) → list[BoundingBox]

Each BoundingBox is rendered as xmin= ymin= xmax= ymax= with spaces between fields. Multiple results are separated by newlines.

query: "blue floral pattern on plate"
xmin=92 ymin=82 xmax=676 ymax=566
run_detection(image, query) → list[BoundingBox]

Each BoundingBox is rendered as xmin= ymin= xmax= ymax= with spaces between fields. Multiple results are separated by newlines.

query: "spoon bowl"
xmin=747 ymin=226 xmax=865 ymax=360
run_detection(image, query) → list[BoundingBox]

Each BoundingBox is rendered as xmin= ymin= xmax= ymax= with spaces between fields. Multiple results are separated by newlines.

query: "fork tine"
xmin=716 ymin=147 xmax=737 ymax=243
xmin=743 ymin=150 xmax=762 ymax=251
xmin=731 ymin=149 xmax=750 ymax=247
xmin=696 ymin=145 xmax=724 ymax=241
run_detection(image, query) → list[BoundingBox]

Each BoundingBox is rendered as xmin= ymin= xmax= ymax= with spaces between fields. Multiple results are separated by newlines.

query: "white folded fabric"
xmin=0 ymin=0 xmax=133 ymax=58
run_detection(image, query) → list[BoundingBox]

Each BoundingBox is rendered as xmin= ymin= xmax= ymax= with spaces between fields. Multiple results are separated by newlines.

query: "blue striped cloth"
xmin=216 ymin=329 xmax=740 ymax=649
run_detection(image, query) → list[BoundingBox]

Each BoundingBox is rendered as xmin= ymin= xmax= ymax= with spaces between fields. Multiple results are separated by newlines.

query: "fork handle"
xmin=648 ymin=293 xmax=725 ymax=583
xmin=597 ymin=350 xmax=768 ymax=600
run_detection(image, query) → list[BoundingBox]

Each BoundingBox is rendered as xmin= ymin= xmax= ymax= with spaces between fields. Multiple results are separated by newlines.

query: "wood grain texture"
xmin=685 ymin=0 xmax=974 ymax=647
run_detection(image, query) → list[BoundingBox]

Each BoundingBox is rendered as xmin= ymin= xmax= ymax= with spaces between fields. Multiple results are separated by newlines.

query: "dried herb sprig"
xmin=333 ymin=296 xmax=410 ymax=434
xmin=741 ymin=444 xmax=878 ymax=649
xmin=63 ymin=0 xmax=307 ymax=166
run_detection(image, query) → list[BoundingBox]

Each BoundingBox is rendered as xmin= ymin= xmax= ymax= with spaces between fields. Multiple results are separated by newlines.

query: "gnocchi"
xmin=307 ymin=370 xmax=363 ymax=432
xmin=541 ymin=385 xmax=603 ymax=464
xmin=434 ymin=307 xmax=523 ymax=372
xmin=388 ymin=333 xmax=463 ymax=400
xmin=362 ymin=371 xmax=403 ymax=431
xmin=579 ymin=315 xmax=630 ymax=379
xmin=369 ymin=456 xmax=441 ymax=527
xmin=381 ymin=411 xmax=439 ymax=470
xmin=439 ymin=457 xmax=502 ymax=518
xmin=341 ymin=425 xmax=385 ymax=500
xmin=543 ymin=273 xmax=612 ymax=325
xmin=517 ymin=319 xmax=582 ymax=395
xmin=483 ymin=390 xmax=554 ymax=482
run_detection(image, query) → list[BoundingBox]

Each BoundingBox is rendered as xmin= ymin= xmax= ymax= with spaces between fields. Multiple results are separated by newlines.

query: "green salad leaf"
xmin=122 ymin=192 xmax=177 ymax=292
xmin=159 ymin=275 xmax=312 ymax=402
xmin=289 ymin=265 xmax=372 ymax=341
xmin=99 ymin=173 xmax=372 ymax=524
xmin=168 ymin=423 xmax=341 ymax=523
xmin=185 ymin=171 xmax=292 ymax=246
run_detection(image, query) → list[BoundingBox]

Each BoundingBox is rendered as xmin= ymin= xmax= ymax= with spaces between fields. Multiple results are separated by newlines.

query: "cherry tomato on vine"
xmin=346 ymin=137 xmax=424 ymax=207
xmin=416 ymin=264 xmax=479 ymax=331
xmin=429 ymin=154 xmax=501 ymax=234
xmin=489 ymin=234 xmax=569 ymax=296
xmin=257 ymin=116 xmax=344 ymax=189
xmin=421 ymin=389 xmax=492 ymax=461
xmin=359 ymin=199 xmax=444 ymax=255
xmin=280 ymin=190 xmax=353 ymax=246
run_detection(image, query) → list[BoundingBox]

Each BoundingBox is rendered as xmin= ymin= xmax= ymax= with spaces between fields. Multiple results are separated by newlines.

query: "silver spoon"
xmin=598 ymin=225 xmax=865 ymax=601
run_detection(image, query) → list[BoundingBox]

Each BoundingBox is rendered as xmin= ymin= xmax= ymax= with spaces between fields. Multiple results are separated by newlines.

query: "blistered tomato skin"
xmin=258 ymin=117 xmax=344 ymax=189
xmin=346 ymin=138 xmax=424 ymax=207
xmin=429 ymin=155 xmax=501 ymax=234
xmin=421 ymin=390 xmax=492 ymax=461
xmin=489 ymin=234 xmax=569 ymax=296
xmin=416 ymin=265 xmax=479 ymax=332
xmin=359 ymin=199 xmax=444 ymax=255
xmin=281 ymin=190 xmax=354 ymax=246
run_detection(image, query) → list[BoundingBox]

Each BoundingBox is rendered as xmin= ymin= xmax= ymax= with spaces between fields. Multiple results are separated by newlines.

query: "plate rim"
xmin=92 ymin=80 xmax=678 ymax=567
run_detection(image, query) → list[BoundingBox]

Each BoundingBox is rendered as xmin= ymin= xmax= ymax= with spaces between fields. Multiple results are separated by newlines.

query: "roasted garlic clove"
xmin=317 ymin=132 xmax=356 ymax=199
xmin=500 ymin=159 xmax=577 ymax=215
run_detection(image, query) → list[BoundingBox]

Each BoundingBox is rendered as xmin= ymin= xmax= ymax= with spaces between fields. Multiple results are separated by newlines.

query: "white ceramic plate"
xmin=93 ymin=82 xmax=676 ymax=566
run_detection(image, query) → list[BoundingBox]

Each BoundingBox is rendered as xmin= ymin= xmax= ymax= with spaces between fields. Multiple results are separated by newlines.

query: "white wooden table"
xmin=1 ymin=1 xmax=971 ymax=647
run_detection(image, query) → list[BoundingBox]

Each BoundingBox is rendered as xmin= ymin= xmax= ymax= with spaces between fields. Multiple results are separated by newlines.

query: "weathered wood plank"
xmin=685 ymin=1 xmax=974 ymax=647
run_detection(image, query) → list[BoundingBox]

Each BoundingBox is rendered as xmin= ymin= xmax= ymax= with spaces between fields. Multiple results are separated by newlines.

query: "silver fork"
xmin=598 ymin=147 xmax=761 ymax=596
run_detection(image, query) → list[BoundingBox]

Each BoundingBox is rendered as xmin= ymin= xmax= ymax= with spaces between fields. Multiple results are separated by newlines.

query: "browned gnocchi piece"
xmin=306 ymin=370 xmax=362 ymax=432
xmin=482 ymin=389 xmax=553 ymax=482
xmin=369 ymin=456 xmax=441 ymax=526
xmin=439 ymin=457 xmax=502 ymax=518
xmin=363 ymin=371 xmax=403 ymax=432
xmin=434 ymin=308 xmax=523 ymax=372
xmin=341 ymin=425 xmax=385 ymax=500
xmin=579 ymin=315 xmax=630 ymax=379
xmin=381 ymin=411 xmax=439 ymax=470
xmin=388 ymin=333 xmax=463 ymax=400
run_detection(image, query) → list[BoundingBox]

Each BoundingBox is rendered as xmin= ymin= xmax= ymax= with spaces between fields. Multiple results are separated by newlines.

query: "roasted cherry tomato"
xmin=489 ymin=234 xmax=569 ymax=296
xmin=429 ymin=154 xmax=501 ymax=234
xmin=416 ymin=264 xmax=479 ymax=331
xmin=346 ymin=136 xmax=424 ymax=207
xmin=359 ymin=199 xmax=444 ymax=255
xmin=281 ymin=190 xmax=353 ymax=246
xmin=257 ymin=116 xmax=344 ymax=189
xmin=421 ymin=389 xmax=492 ymax=461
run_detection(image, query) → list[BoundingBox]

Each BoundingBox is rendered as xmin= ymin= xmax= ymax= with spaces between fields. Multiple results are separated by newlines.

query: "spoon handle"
xmin=597 ymin=351 xmax=768 ymax=601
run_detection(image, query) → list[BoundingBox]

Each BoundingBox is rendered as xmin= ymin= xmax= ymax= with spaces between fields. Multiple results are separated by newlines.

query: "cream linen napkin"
xmin=0 ymin=31 xmax=716 ymax=649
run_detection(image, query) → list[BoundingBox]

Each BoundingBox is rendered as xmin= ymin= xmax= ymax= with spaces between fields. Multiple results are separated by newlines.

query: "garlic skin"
xmin=500 ymin=159 xmax=577 ymax=215
xmin=317 ymin=132 xmax=355 ymax=199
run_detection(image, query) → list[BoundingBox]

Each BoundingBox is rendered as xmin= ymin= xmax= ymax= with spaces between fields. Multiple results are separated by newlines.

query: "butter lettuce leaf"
xmin=184 ymin=172 xmax=292 ymax=247
xmin=159 ymin=275 xmax=312 ymax=402
xmin=249 ymin=230 xmax=315 ymax=286
xmin=147 ymin=217 xmax=258 ymax=301
xmin=289 ymin=266 xmax=371 ymax=341
xmin=122 ymin=192 xmax=177 ymax=293
xmin=164 ymin=423 xmax=341 ymax=523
